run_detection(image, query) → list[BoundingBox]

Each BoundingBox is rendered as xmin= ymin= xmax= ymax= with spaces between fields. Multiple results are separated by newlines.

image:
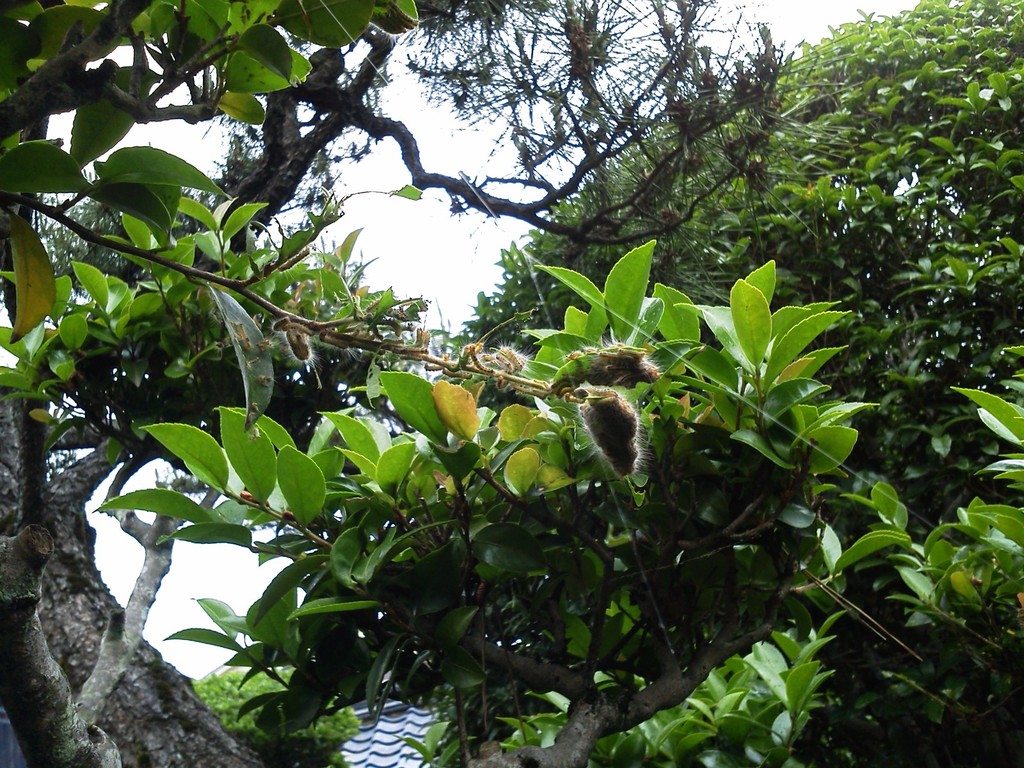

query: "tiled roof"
xmin=0 ymin=706 xmax=28 ymax=768
xmin=342 ymin=700 xmax=434 ymax=768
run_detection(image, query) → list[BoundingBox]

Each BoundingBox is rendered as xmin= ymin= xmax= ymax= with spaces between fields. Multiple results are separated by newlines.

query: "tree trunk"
xmin=0 ymin=398 xmax=266 ymax=768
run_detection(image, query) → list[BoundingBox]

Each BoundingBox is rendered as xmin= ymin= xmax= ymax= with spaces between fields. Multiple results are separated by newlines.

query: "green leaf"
xmin=95 ymin=146 xmax=223 ymax=194
xmin=99 ymin=488 xmax=212 ymax=523
xmin=807 ymin=425 xmax=858 ymax=474
xmin=953 ymin=387 xmax=1024 ymax=442
xmin=274 ymin=0 xmax=376 ymax=46
xmin=210 ymin=289 xmax=274 ymax=430
xmin=222 ymin=202 xmax=269 ymax=240
xmin=7 ymin=214 xmax=56 ymax=342
xmin=504 ymin=446 xmax=541 ymax=495
xmin=219 ymin=91 xmax=266 ymax=124
xmin=653 ymin=284 xmax=700 ymax=342
xmin=238 ymin=24 xmax=293 ymax=81
xmin=0 ymin=141 xmax=87 ymax=193
xmin=730 ymin=279 xmax=772 ymax=370
xmin=376 ymin=441 xmax=417 ymax=494
xmin=58 ymin=313 xmax=88 ymax=351
xmin=436 ymin=606 xmax=478 ymax=651
xmin=432 ymin=380 xmax=480 ymax=441
xmin=441 ymin=646 xmax=485 ymax=688
xmin=765 ymin=311 xmax=848 ymax=384
xmin=536 ymin=265 xmax=605 ymax=309
xmin=604 ymin=240 xmax=654 ymax=344
xmin=896 ymin=566 xmax=934 ymax=603
xmin=69 ymin=67 xmax=142 ymax=164
xmin=144 ymin=423 xmax=229 ymax=490
xmin=89 ymin=182 xmax=179 ymax=236
xmin=254 ymin=555 xmax=327 ymax=625
xmin=323 ymin=412 xmax=381 ymax=462
xmin=0 ymin=18 xmax=40 ymax=91
xmin=380 ymin=371 xmax=449 ymax=444
xmin=29 ymin=5 xmax=103 ymax=58
xmin=763 ymin=379 xmax=829 ymax=422
xmin=219 ymin=406 xmax=277 ymax=503
xmin=497 ymin=404 xmax=533 ymax=441
xmin=871 ymin=481 xmax=907 ymax=529
xmin=169 ymin=523 xmax=253 ymax=547
xmin=834 ymin=529 xmax=912 ymax=572
xmin=391 ymin=184 xmax=423 ymax=200
xmin=331 ymin=528 xmax=363 ymax=588
xmin=732 ymin=429 xmax=794 ymax=468
xmin=71 ymin=261 xmax=108 ymax=309
xmin=288 ymin=597 xmax=379 ymax=619
xmin=472 ymin=523 xmax=545 ymax=573
xmin=277 ymin=445 xmax=326 ymax=525
xmin=745 ymin=260 xmax=776 ymax=305
xmin=165 ymin=627 xmax=244 ymax=652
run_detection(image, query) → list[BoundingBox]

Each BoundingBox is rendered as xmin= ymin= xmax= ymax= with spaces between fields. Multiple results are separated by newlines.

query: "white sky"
xmin=83 ymin=0 xmax=924 ymax=679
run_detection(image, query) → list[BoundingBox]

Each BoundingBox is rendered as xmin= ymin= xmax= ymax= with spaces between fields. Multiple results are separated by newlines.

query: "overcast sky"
xmin=85 ymin=0 xmax=924 ymax=679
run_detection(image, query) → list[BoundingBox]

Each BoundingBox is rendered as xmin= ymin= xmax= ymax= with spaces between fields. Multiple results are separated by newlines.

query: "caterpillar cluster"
xmin=567 ymin=347 xmax=659 ymax=477
xmin=554 ymin=345 xmax=660 ymax=394
xmin=577 ymin=387 xmax=642 ymax=477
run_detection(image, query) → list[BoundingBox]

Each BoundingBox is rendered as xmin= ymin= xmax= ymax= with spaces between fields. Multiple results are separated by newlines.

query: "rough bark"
xmin=0 ymin=525 xmax=120 ymax=768
xmin=0 ymin=398 xmax=266 ymax=768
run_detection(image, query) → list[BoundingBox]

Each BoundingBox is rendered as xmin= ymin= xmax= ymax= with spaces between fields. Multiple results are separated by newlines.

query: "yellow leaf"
xmin=432 ymin=380 xmax=480 ymax=441
xmin=218 ymin=91 xmax=266 ymax=124
xmin=504 ymin=446 xmax=540 ymax=495
xmin=8 ymin=213 xmax=56 ymax=342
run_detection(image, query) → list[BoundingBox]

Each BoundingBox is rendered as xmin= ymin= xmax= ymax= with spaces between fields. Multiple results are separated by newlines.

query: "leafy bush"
xmin=193 ymin=669 xmax=360 ymax=768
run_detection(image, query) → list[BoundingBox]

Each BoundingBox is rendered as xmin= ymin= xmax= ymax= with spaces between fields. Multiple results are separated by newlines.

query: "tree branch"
xmin=0 ymin=0 xmax=151 ymax=139
xmin=0 ymin=526 xmax=122 ymax=768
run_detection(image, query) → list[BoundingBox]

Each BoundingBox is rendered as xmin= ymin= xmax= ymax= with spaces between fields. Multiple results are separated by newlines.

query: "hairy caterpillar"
xmin=578 ymin=387 xmax=642 ymax=476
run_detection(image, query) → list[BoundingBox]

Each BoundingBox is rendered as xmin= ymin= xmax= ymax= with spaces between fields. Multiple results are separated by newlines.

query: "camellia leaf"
xmin=472 ymin=522 xmax=546 ymax=573
xmin=604 ymin=240 xmax=654 ymax=345
xmin=380 ymin=371 xmax=448 ymax=444
xmin=376 ymin=441 xmax=417 ymax=495
xmin=432 ymin=380 xmax=480 ymax=441
xmin=0 ymin=18 xmax=40 ymax=90
xmin=88 ymin=182 xmax=179 ymax=238
xmin=391 ymin=184 xmax=423 ymax=200
xmin=765 ymin=311 xmax=849 ymax=384
xmin=99 ymin=488 xmax=212 ymax=524
xmin=834 ymin=529 xmax=912 ymax=572
xmin=806 ymin=425 xmax=858 ymax=474
xmin=441 ymin=646 xmax=485 ymax=689
xmin=536 ymin=264 xmax=605 ymax=309
xmin=653 ymin=284 xmax=700 ymax=342
xmin=209 ymin=289 xmax=274 ymax=430
xmin=274 ymin=0 xmax=376 ymax=46
xmin=277 ymin=445 xmax=326 ymax=525
xmin=504 ymin=446 xmax=540 ymax=495
xmin=0 ymin=141 xmax=88 ymax=193
xmin=95 ymin=146 xmax=223 ymax=194
xmin=218 ymin=406 xmax=277 ymax=503
xmin=497 ymin=404 xmax=533 ymax=441
xmin=953 ymin=387 xmax=1024 ymax=442
xmin=144 ymin=423 xmax=230 ymax=490
xmin=168 ymin=523 xmax=253 ymax=548
xmin=70 ymin=67 xmax=144 ymax=164
xmin=7 ymin=214 xmax=56 ymax=342
xmin=218 ymin=91 xmax=266 ymax=124
xmin=323 ymin=412 xmax=382 ymax=462
xmin=165 ymin=628 xmax=244 ymax=652
xmin=238 ymin=24 xmax=293 ymax=81
xmin=435 ymin=606 xmax=479 ymax=651
xmin=730 ymin=278 xmax=772 ymax=371
xmin=288 ymin=597 xmax=379 ymax=619
xmin=745 ymin=260 xmax=777 ymax=305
